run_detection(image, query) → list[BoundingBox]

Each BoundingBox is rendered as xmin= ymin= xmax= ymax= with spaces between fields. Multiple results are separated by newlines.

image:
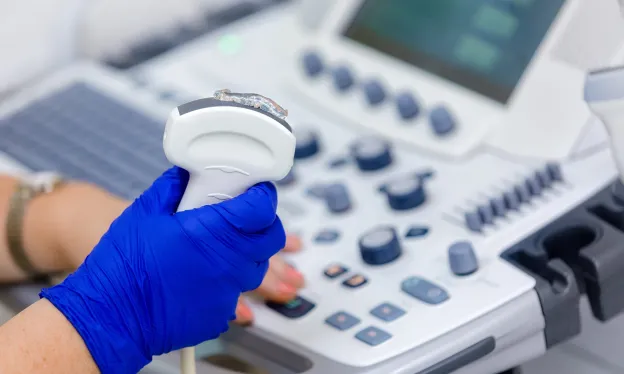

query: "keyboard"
xmin=0 ymin=82 xmax=171 ymax=200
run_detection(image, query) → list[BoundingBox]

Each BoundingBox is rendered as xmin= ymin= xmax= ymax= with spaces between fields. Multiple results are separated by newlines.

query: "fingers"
xmin=233 ymin=256 xmax=305 ymax=325
xmin=210 ymin=216 xmax=287 ymax=264
xmin=256 ymin=256 xmax=304 ymax=301
xmin=283 ymin=235 xmax=302 ymax=253
xmin=234 ymin=297 xmax=253 ymax=325
xmin=211 ymin=182 xmax=278 ymax=233
xmin=134 ymin=166 xmax=189 ymax=215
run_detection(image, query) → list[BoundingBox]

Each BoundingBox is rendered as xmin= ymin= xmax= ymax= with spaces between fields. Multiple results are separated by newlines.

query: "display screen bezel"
xmin=340 ymin=0 xmax=567 ymax=104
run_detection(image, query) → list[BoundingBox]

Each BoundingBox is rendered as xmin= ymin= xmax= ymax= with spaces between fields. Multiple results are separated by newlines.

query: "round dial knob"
xmin=448 ymin=241 xmax=479 ymax=276
xmin=302 ymin=51 xmax=324 ymax=77
xmin=384 ymin=176 xmax=426 ymax=210
xmin=351 ymin=137 xmax=393 ymax=171
xmin=359 ymin=226 xmax=402 ymax=265
xmin=294 ymin=128 xmax=320 ymax=159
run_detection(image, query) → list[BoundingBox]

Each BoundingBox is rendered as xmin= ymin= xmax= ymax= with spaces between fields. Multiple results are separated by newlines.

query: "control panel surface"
xmin=131 ymin=3 xmax=624 ymax=373
xmin=288 ymin=0 xmax=624 ymax=160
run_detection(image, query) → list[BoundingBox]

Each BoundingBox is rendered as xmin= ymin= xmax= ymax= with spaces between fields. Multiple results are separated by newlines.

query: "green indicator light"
xmin=218 ymin=34 xmax=242 ymax=55
xmin=285 ymin=299 xmax=302 ymax=309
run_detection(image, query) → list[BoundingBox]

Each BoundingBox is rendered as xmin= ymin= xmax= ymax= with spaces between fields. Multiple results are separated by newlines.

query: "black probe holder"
xmin=502 ymin=180 xmax=624 ymax=348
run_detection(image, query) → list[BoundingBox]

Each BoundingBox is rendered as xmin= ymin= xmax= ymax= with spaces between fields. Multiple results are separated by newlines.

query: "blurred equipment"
xmin=0 ymin=0 xmax=289 ymax=95
xmin=2 ymin=0 xmax=624 ymax=374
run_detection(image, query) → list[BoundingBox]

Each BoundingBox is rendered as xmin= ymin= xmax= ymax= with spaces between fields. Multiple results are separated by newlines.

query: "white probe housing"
xmin=162 ymin=93 xmax=296 ymax=374
xmin=164 ymin=96 xmax=296 ymax=211
xmin=585 ymin=65 xmax=624 ymax=185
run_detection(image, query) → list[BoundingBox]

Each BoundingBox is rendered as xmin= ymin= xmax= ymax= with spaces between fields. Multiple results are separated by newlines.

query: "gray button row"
xmin=465 ymin=163 xmax=564 ymax=232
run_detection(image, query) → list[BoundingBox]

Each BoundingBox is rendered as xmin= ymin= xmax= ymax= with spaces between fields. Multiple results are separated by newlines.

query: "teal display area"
xmin=344 ymin=0 xmax=566 ymax=102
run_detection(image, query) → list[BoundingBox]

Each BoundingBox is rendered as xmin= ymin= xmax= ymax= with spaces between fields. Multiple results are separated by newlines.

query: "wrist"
xmin=40 ymin=255 xmax=152 ymax=374
xmin=17 ymin=178 xmax=73 ymax=275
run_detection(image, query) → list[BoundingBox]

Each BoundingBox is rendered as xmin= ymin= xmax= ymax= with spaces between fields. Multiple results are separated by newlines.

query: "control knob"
xmin=382 ymin=175 xmax=426 ymax=210
xmin=359 ymin=226 xmax=402 ymax=265
xmin=448 ymin=241 xmax=479 ymax=276
xmin=351 ymin=136 xmax=393 ymax=171
xmin=294 ymin=127 xmax=320 ymax=159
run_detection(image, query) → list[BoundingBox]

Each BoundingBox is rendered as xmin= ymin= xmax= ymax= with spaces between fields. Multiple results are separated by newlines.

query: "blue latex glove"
xmin=40 ymin=166 xmax=286 ymax=374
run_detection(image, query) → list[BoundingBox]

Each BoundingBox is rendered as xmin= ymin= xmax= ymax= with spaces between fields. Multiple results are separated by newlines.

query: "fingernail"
xmin=278 ymin=282 xmax=297 ymax=294
xmin=236 ymin=303 xmax=253 ymax=322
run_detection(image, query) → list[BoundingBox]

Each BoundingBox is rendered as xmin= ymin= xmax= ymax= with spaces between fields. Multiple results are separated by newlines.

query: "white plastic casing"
xmin=163 ymin=102 xmax=296 ymax=212
xmin=585 ymin=66 xmax=624 ymax=184
xmin=163 ymin=100 xmax=296 ymax=374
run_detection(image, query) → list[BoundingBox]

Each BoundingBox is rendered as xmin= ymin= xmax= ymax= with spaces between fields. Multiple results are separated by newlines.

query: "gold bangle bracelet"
xmin=6 ymin=181 xmax=41 ymax=277
xmin=6 ymin=177 xmax=65 ymax=279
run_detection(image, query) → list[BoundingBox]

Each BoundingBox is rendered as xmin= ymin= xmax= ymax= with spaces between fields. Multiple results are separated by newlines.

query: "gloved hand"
xmin=40 ymin=166 xmax=286 ymax=374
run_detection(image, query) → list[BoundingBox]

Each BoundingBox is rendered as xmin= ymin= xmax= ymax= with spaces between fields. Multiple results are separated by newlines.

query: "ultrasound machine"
xmin=1 ymin=0 xmax=624 ymax=373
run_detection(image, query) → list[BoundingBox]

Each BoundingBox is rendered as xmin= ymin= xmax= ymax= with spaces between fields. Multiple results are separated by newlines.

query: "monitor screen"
xmin=343 ymin=0 xmax=566 ymax=103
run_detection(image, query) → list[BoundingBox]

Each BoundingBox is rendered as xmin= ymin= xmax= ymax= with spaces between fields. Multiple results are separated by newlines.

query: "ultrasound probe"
xmin=163 ymin=89 xmax=296 ymax=374
xmin=584 ymin=65 xmax=624 ymax=195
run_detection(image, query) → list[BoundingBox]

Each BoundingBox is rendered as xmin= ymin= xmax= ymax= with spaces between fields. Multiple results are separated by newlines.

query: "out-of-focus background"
xmin=1 ymin=1 xmax=624 ymax=374
xmin=0 ymin=0 xmax=282 ymax=95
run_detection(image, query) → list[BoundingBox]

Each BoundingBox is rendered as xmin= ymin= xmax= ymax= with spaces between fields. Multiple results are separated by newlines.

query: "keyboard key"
xmin=324 ymin=264 xmax=348 ymax=279
xmin=266 ymin=296 xmax=315 ymax=319
xmin=343 ymin=274 xmax=368 ymax=288
xmin=355 ymin=326 xmax=392 ymax=346
xmin=401 ymin=276 xmax=449 ymax=305
xmin=370 ymin=303 xmax=405 ymax=322
xmin=315 ymin=229 xmax=340 ymax=243
xmin=326 ymin=311 xmax=360 ymax=330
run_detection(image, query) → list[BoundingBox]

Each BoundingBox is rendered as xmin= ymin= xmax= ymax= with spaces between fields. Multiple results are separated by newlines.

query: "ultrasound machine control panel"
xmin=1 ymin=1 xmax=624 ymax=374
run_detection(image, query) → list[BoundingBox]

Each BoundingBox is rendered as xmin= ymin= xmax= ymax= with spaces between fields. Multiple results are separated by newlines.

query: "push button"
xmin=370 ymin=303 xmax=405 ymax=322
xmin=343 ymin=274 xmax=368 ymax=288
xmin=405 ymin=226 xmax=429 ymax=238
xmin=355 ymin=326 xmax=392 ymax=346
xmin=333 ymin=66 xmax=355 ymax=91
xmin=535 ymin=170 xmax=552 ymax=188
xmin=324 ymin=264 xmax=348 ymax=279
xmin=401 ymin=276 xmax=449 ymax=305
xmin=306 ymin=184 xmax=326 ymax=199
xmin=429 ymin=106 xmax=456 ymax=136
xmin=478 ymin=204 xmax=494 ymax=224
xmin=490 ymin=197 xmax=506 ymax=217
xmin=396 ymin=92 xmax=420 ymax=120
xmin=465 ymin=211 xmax=483 ymax=232
xmin=514 ymin=184 xmax=531 ymax=203
xmin=326 ymin=311 xmax=360 ymax=330
xmin=328 ymin=157 xmax=349 ymax=168
xmin=324 ymin=183 xmax=352 ymax=213
xmin=363 ymin=80 xmax=386 ymax=105
xmin=503 ymin=190 xmax=520 ymax=210
xmin=266 ymin=296 xmax=315 ymax=319
xmin=546 ymin=162 xmax=563 ymax=181
xmin=302 ymin=51 xmax=324 ymax=77
xmin=315 ymin=229 xmax=340 ymax=243
xmin=525 ymin=176 xmax=542 ymax=196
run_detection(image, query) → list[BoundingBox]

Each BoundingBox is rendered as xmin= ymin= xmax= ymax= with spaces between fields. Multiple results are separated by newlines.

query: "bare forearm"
xmin=0 ymin=175 xmax=129 ymax=282
xmin=0 ymin=299 xmax=99 ymax=373
xmin=48 ymin=183 xmax=129 ymax=268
